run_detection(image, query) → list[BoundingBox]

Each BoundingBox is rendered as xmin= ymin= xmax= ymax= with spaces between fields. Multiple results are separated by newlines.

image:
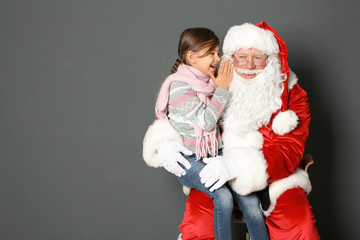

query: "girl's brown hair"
xmin=170 ymin=28 xmax=219 ymax=74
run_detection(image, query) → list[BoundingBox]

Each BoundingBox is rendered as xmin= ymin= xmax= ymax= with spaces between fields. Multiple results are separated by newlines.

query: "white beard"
xmin=222 ymin=55 xmax=284 ymax=136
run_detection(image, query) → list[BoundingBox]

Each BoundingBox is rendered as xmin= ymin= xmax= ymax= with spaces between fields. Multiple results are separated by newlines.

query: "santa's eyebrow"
xmin=234 ymin=53 xmax=266 ymax=56
xmin=254 ymin=53 xmax=267 ymax=57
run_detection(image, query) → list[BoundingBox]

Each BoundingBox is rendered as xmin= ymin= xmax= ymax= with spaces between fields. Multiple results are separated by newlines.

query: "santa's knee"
xmin=268 ymin=188 xmax=318 ymax=227
xmin=280 ymin=188 xmax=315 ymax=223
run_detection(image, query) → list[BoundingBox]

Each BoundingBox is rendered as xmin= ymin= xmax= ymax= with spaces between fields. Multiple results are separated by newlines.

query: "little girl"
xmin=153 ymin=28 xmax=269 ymax=240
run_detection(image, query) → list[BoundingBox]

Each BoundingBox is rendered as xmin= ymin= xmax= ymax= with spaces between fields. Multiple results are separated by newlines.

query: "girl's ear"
xmin=186 ymin=51 xmax=197 ymax=65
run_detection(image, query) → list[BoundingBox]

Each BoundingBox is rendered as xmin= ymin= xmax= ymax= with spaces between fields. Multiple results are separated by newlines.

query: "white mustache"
xmin=235 ymin=68 xmax=264 ymax=75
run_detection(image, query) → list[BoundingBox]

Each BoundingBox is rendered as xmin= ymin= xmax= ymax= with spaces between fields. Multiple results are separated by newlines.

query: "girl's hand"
xmin=209 ymin=60 xmax=233 ymax=90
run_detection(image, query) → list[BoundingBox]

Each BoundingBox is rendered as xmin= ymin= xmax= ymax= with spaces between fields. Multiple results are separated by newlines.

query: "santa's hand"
xmin=158 ymin=141 xmax=192 ymax=177
xmin=199 ymin=156 xmax=236 ymax=192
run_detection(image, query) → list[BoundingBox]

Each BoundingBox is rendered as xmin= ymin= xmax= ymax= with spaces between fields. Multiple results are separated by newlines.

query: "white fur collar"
xmin=288 ymin=69 xmax=298 ymax=90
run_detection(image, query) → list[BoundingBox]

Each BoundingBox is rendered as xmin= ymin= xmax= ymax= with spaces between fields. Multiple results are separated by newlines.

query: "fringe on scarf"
xmin=195 ymin=132 xmax=218 ymax=160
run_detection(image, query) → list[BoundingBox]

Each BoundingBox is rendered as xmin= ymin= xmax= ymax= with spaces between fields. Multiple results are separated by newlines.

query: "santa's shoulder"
xmin=288 ymin=70 xmax=298 ymax=90
xmin=287 ymin=70 xmax=309 ymax=98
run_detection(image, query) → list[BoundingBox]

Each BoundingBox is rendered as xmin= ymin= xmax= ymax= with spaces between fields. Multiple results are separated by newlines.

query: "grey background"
xmin=1 ymin=0 xmax=359 ymax=239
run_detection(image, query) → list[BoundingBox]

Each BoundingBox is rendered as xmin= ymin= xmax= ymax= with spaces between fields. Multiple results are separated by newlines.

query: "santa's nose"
xmin=245 ymin=59 xmax=256 ymax=69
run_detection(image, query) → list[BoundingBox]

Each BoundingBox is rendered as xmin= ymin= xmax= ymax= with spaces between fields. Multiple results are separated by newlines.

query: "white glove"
xmin=158 ymin=141 xmax=193 ymax=177
xmin=199 ymin=156 xmax=236 ymax=192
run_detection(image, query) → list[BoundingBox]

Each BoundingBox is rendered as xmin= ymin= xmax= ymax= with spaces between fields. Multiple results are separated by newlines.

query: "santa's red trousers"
xmin=179 ymin=188 xmax=320 ymax=240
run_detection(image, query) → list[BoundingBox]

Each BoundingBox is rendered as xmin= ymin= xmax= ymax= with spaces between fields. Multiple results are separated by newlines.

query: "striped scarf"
xmin=155 ymin=63 xmax=218 ymax=159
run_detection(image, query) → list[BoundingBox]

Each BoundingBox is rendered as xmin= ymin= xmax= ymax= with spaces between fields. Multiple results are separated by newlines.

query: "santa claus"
xmin=143 ymin=21 xmax=320 ymax=239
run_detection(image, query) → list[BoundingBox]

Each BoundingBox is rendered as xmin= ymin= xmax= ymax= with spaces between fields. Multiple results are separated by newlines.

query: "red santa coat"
xmin=261 ymin=82 xmax=311 ymax=183
xmin=143 ymin=74 xmax=320 ymax=239
xmin=177 ymin=75 xmax=320 ymax=240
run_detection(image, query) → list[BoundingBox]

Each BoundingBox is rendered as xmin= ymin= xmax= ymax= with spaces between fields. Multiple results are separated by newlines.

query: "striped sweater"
xmin=168 ymin=81 xmax=231 ymax=154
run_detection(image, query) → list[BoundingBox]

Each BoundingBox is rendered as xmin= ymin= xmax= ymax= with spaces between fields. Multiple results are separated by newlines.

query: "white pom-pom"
xmin=272 ymin=110 xmax=299 ymax=135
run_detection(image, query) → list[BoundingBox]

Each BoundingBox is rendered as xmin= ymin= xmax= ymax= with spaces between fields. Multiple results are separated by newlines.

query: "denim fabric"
xmin=231 ymin=188 xmax=269 ymax=240
xmin=177 ymin=150 xmax=269 ymax=240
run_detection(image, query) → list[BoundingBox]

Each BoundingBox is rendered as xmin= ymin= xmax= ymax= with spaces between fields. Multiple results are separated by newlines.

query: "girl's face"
xmin=188 ymin=46 xmax=220 ymax=76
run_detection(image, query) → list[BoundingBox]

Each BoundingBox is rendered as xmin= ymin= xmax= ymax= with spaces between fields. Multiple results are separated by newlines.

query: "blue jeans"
xmin=177 ymin=150 xmax=269 ymax=240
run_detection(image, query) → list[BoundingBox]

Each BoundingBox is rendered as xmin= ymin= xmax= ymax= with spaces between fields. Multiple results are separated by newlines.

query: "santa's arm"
xmin=261 ymin=83 xmax=311 ymax=182
xmin=142 ymin=119 xmax=183 ymax=168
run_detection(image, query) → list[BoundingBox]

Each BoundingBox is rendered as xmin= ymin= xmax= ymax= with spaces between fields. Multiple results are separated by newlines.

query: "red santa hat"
xmin=223 ymin=22 xmax=280 ymax=56
xmin=223 ymin=21 xmax=298 ymax=135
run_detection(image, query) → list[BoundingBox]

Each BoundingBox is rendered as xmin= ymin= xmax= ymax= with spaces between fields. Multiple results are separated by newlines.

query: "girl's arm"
xmin=168 ymin=60 xmax=233 ymax=131
xmin=168 ymin=82 xmax=231 ymax=131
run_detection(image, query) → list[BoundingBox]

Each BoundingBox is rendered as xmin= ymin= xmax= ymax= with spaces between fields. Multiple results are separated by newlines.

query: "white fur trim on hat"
xmin=142 ymin=119 xmax=183 ymax=168
xmin=223 ymin=23 xmax=279 ymax=57
xmin=272 ymin=110 xmax=299 ymax=135
xmin=263 ymin=169 xmax=312 ymax=216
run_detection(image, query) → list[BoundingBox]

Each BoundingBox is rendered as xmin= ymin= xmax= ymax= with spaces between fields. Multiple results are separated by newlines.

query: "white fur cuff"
xmin=272 ymin=110 xmax=299 ymax=135
xmin=142 ymin=119 xmax=183 ymax=168
xmin=263 ymin=169 xmax=312 ymax=216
